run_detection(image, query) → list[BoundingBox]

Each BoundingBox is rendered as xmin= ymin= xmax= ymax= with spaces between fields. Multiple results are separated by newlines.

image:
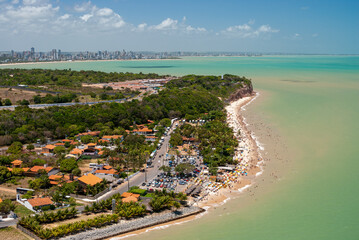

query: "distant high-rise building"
xmin=58 ymin=49 xmax=61 ymax=59
xmin=30 ymin=47 xmax=35 ymax=59
xmin=11 ymin=50 xmax=14 ymax=58
xmin=52 ymin=49 xmax=57 ymax=60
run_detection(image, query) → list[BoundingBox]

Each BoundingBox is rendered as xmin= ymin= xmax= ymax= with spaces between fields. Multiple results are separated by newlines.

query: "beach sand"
xmin=0 ymin=58 xmax=176 ymax=67
xmin=107 ymin=93 xmax=265 ymax=240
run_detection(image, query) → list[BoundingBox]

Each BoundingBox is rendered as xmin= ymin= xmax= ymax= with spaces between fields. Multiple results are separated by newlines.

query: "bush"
xmin=129 ymin=188 xmax=147 ymax=196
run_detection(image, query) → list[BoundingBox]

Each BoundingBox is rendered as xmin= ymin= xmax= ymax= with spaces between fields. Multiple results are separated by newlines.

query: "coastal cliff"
xmin=228 ymin=82 xmax=254 ymax=102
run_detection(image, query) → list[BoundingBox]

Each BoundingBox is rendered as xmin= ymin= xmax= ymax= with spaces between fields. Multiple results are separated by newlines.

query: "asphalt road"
xmin=97 ymin=124 xmax=174 ymax=201
xmin=0 ymin=123 xmax=175 ymax=227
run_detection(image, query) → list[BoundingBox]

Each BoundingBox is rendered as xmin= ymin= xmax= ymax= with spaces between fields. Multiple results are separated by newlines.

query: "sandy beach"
xmin=107 ymin=93 xmax=264 ymax=240
xmin=196 ymin=93 xmax=262 ymax=209
xmin=0 ymin=58 xmax=178 ymax=67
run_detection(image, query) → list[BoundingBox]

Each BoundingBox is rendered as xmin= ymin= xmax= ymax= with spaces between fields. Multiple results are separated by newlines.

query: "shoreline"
xmin=196 ymin=93 xmax=262 ymax=209
xmin=106 ymin=93 xmax=263 ymax=240
xmin=0 ymin=58 xmax=180 ymax=67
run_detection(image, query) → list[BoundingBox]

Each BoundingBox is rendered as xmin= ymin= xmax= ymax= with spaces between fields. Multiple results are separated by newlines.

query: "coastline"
xmin=106 ymin=93 xmax=263 ymax=240
xmin=0 ymin=58 xmax=180 ymax=67
xmin=196 ymin=93 xmax=262 ymax=209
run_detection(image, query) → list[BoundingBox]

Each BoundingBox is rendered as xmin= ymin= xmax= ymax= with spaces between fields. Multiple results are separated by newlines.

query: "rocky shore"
xmin=61 ymin=206 xmax=204 ymax=240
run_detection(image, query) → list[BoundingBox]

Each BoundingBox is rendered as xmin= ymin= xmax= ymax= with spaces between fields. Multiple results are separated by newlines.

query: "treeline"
xmin=0 ymin=87 xmax=222 ymax=145
xmin=167 ymin=74 xmax=252 ymax=98
xmin=33 ymin=93 xmax=78 ymax=104
xmin=0 ymin=68 xmax=168 ymax=87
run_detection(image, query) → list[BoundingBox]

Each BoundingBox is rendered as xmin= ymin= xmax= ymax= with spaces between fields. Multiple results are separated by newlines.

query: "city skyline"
xmin=0 ymin=0 xmax=358 ymax=54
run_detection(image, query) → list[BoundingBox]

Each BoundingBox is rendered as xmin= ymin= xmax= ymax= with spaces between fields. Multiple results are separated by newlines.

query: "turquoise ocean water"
xmin=1 ymin=56 xmax=359 ymax=239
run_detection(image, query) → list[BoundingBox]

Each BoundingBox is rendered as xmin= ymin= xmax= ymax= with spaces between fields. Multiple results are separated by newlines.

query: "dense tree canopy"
xmin=0 ymin=68 xmax=167 ymax=87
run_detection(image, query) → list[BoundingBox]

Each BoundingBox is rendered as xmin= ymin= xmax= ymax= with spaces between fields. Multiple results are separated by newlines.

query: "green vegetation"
xmin=129 ymin=186 xmax=147 ymax=196
xmin=15 ymin=204 xmax=34 ymax=218
xmin=0 ymin=87 xmax=222 ymax=146
xmin=0 ymin=166 xmax=11 ymax=183
xmin=172 ymin=110 xmax=239 ymax=173
xmin=167 ymin=74 xmax=252 ymax=98
xmin=33 ymin=93 xmax=78 ymax=104
xmin=59 ymin=158 xmax=78 ymax=173
xmin=0 ymin=69 xmax=167 ymax=87
xmin=0 ymin=199 xmax=16 ymax=214
xmin=175 ymin=163 xmax=195 ymax=175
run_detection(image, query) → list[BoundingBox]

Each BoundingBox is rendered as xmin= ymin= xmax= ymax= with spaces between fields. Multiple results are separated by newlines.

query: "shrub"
xmin=129 ymin=188 xmax=147 ymax=196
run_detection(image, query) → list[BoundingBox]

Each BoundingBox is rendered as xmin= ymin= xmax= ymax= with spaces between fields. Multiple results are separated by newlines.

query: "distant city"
xmin=0 ymin=48 xmax=263 ymax=63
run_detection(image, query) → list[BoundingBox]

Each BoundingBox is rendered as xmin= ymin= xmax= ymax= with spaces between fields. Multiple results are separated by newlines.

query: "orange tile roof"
xmin=30 ymin=166 xmax=54 ymax=173
xmin=50 ymin=181 xmax=59 ymax=185
xmin=145 ymin=136 xmax=157 ymax=139
xmin=62 ymin=139 xmax=73 ymax=142
xmin=30 ymin=166 xmax=44 ymax=172
xmin=45 ymin=167 xmax=54 ymax=172
xmin=11 ymin=160 xmax=23 ymax=165
xmin=121 ymin=192 xmax=132 ymax=198
xmin=133 ymin=128 xmax=152 ymax=133
xmin=77 ymin=131 xmax=100 ymax=137
xmin=87 ymin=143 xmax=97 ymax=147
xmin=70 ymin=148 xmax=83 ymax=155
xmin=95 ymin=169 xmax=117 ymax=175
xmin=103 ymin=165 xmax=112 ymax=170
xmin=77 ymin=173 xmax=103 ymax=186
xmin=102 ymin=135 xmax=123 ymax=140
xmin=121 ymin=192 xmax=140 ymax=199
xmin=49 ymin=175 xmax=62 ymax=180
xmin=22 ymin=168 xmax=29 ymax=172
xmin=98 ymin=151 xmax=104 ymax=155
xmin=7 ymin=167 xmax=12 ymax=171
xmin=27 ymin=197 xmax=53 ymax=207
xmin=45 ymin=144 xmax=56 ymax=150
xmin=122 ymin=196 xmax=138 ymax=203
xmin=0 ymin=198 xmax=2 ymax=203
xmin=55 ymin=142 xmax=65 ymax=146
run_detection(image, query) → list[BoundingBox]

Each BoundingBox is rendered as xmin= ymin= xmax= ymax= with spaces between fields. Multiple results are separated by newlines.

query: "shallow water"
xmin=2 ymin=56 xmax=359 ymax=239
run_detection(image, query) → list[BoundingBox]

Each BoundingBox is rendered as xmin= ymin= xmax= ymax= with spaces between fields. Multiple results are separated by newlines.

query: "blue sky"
xmin=0 ymin=0 xmax=358 ymax=53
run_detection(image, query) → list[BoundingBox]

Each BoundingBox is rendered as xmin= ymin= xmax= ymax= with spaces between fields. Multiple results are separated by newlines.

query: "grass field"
xmin=0 ymin=87 xmax=47 ymax=104
xmin=14 ymin=204 xmax=34 ymax=218
xmin=0 ymin=227 xmax=31 ymax=240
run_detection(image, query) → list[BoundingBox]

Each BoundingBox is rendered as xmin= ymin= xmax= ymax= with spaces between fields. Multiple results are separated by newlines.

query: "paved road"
xmin=97 ymin=124 xmax=175 ymax=201
xmin=0 ymin=98 xmax=128 ymax=110
xmin=0 ymin=219 xmax=18 ymax=228
xmin=0 ymin=125 xmax=175 ymax=227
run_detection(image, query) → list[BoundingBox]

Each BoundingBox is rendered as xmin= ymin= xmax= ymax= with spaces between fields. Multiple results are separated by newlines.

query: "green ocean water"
xmin=2 ymin=56 xmax=359 ymax=239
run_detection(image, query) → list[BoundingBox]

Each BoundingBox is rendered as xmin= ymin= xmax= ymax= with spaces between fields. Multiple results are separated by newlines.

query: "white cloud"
xmin=152 ymin=18 xmax=178 ymax=30
xmin=80 ymin=13 xmax=92 ymax=22
xmin=145 ymin=17 xmax=206 ymax=34
xmin=6 ymin=4 xmax=58 ymax=19
xmin=133 ymin=23 xmax=147 ymax=32
xmin=74 ymin=1 xmax=92 ymax=12
xmin=222 ymin=22 xmax=279 ymax=38
xmin=226 ymin=24 xmax=251 ymax=32
xmin=312 ymin=33 xmax=318 ymax=37
xmin=186 ymin=25 xmax=206 ymax=33
xmin=257 ymin=25 xmax=279 ymax=33
xmin=96 ymin=8 xmax=113 ymax=17
xmin=58 ymin=14 xmax=70 ymax=20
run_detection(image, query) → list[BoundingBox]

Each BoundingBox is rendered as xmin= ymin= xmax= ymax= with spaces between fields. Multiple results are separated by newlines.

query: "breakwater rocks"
xmin=62 ymin=206 xmax=204 ymax=240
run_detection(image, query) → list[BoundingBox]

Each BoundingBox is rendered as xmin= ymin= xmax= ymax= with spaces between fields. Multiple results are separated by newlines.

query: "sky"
xmin=0 ymin=0 xmax=358 ymax=54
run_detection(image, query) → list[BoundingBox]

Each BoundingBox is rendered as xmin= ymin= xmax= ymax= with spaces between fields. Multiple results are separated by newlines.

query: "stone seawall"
xmin=62 ymin=206 xmax=204 ymax=240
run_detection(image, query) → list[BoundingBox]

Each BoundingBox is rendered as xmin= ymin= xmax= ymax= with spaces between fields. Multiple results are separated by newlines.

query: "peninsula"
xmin=0 ymin=70 xmax=259 ymax=240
